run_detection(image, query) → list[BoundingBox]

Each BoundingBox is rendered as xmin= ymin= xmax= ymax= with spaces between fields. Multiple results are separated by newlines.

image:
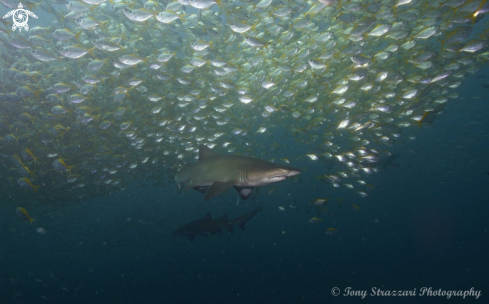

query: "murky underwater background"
xmin=1 ymin=77 xmax=488 ymax=303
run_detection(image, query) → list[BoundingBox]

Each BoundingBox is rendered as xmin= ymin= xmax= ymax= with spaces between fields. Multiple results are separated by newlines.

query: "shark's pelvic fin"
xmin=199 ymin=144 xmax=217 ymax=160
xmin=234 ymin=186 xmax=254 ymax=200
xmin=205 ymin=181 xmax=235 ymax=200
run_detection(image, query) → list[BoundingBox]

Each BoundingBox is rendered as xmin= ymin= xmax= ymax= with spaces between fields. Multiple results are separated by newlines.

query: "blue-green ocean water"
xmin=0 ymin=71 xmax=488 ymax=304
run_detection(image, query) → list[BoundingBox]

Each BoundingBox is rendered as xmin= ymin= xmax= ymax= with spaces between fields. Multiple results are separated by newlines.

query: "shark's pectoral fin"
xmin=204 ymin=181 xmax=235 ymax=200
xmin=193 ymin=186 xmax=208 ymax=194
xmin=234 ymin=186 xmax=254 ymax=200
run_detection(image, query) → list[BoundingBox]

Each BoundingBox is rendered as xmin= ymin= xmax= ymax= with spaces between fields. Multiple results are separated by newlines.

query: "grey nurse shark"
xmin=175 ymin=145 xmax=302 ymax=200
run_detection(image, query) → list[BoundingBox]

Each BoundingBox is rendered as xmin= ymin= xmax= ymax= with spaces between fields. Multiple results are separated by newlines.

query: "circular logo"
xmin=13 ymin=9 xmax=28 ymax=27
xmin=331 ymin=287 xmax=340 ymax=296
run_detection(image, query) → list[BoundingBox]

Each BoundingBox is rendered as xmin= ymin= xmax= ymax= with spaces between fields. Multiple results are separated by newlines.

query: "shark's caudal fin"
xmin=234 ymin=186 xmax=254 ymax=200
xmin=204 ymin=181 xmax=235 ymax=200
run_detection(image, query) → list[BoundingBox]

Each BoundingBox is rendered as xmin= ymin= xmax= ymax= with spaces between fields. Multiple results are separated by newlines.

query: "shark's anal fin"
xmin=234 ymin=186 xmax=254 ymax=200
xmin=193 ymin=186 xmax=209 ymax=194
xmin=204 ymin=181 xmax=235 ymax=200
xmin=199 ymin=144 xmax=216 ymax=160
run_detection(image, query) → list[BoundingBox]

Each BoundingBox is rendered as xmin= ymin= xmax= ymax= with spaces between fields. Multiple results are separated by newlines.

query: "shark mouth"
xmin=270 ymin=169 xmax=301 ymax=180
xmin=268 ymin=175 xmax=286 ymax=181
xmin=272 ymin=171 xmax=301 ymax=179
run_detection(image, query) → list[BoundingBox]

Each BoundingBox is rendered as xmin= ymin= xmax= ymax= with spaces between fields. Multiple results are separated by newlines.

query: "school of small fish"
xmin=1 ymin=0 xmax=489 ymax=203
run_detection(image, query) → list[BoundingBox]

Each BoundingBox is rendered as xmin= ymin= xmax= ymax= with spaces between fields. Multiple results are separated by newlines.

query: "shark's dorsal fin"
xmin=202 ymin=212 xmax=211 ymax=220
xmin=199 ymin=144 xmax=216 ymax=160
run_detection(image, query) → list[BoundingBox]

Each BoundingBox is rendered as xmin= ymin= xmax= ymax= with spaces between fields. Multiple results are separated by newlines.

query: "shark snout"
xmin=287 ymin=168 xmax=301 ymax=177
xmin=267 ymin=168 xmax=301 ymax=181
